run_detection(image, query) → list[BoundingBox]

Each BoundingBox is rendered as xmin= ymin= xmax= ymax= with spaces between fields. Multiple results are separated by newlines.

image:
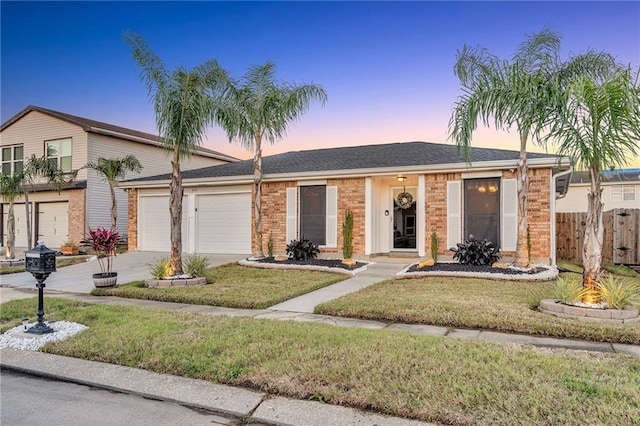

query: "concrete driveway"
xmin=0 ymin=252 xmax=246 ymax=294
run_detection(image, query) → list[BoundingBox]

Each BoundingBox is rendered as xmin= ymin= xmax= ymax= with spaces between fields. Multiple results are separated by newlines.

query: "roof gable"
xmin=1 ymin=105 xmax=238 ymax=162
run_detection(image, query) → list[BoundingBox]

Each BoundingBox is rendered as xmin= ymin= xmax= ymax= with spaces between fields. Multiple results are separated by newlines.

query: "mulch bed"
xmin=253 ymin=257 xmax=368 ymax=271
xmin=406 ymin=262 xmax=547 ymax=275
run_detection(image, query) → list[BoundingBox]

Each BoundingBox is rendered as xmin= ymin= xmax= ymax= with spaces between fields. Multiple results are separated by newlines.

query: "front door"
xmin=392 ymin=187 xmax=417 ymax=250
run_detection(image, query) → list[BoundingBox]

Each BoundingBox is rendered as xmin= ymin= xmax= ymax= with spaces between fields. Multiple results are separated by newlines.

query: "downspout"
xmin=551 ymin=167 xmax=573 ymax=266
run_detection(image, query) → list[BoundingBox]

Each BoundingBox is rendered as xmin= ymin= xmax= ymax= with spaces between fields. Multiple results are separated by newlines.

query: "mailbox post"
xmin=24 ymin=241 xmax=57 ymax=334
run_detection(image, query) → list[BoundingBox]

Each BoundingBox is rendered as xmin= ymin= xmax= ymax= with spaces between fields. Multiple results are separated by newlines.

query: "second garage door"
xmin=196 ymin=193 xmax=251 ymax=254
xmin=38 ymin=202 xmax=69 ymax=248
xmin=139 ymin=196 xmax=189 ymax=252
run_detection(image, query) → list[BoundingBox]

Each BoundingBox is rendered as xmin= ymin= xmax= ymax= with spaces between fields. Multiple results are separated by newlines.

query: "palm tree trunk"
xmin=169 ymin=155 xmax=184 ymax=275
xmin=252 ymin=135 xmax=264 ymax=258
xmin=6 ymin=201 xmax=15 ymax=259
xmin=108 ymin=180 xmax=117 ymax=231
xmin=514 ymin=131 xmax=530 ymax=268
xmin=24 ymin=190 xmax=33 ymax=249
xmin=582 ymin=167 xmax=603 ymax=303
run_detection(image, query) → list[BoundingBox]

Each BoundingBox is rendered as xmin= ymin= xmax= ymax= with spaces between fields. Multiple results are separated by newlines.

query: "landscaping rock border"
xmin=396 ymin=262 xmax=558 ymax=281
xmin=239 ymin=258 xmax=370 ymax=276
xmin=539 ymin=299 xmax=640 ymax=324
xmin=145 ymin=277 xmax=207 ymax=288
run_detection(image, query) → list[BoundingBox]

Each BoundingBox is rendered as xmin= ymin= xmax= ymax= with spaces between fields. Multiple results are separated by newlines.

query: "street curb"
xmin=0 ymin=348 xmax=433 ymax=426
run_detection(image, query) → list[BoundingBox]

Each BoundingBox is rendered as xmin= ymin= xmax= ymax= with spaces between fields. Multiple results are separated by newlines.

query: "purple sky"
xmin=2 ymin=1 xmax=639 ymax=165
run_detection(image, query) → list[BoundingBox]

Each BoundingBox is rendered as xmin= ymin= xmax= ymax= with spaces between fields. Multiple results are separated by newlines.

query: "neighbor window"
xmin=46 ymin=138 xmax=72 ymax=172
xmin=611 ymin=186 xmax=635 ymax=201
xmin=464 ymin=178 xmax=500 ymax=245
xmin=1 ymin=144 xmax=23 ymax=175
xmin=299 ymin=185 xmax=326 ymax=245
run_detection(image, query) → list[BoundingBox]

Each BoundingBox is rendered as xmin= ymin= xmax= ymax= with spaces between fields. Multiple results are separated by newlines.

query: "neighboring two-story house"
xmin=1 ymin=105 xmax=236 ymax=249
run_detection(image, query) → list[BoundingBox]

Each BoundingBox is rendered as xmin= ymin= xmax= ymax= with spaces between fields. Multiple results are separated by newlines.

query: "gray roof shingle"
xmin=126 ymin=141 xmax=561 ymax=183
xmin=571 ymin=169 xmax=640 ymax=184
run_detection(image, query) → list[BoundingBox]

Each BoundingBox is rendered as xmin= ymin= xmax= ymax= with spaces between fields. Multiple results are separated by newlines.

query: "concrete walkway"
xmin=268 ymin=262 xmax=406 ymax=312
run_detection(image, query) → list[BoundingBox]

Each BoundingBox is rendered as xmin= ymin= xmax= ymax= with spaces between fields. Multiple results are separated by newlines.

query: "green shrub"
xmin=286 ymin=236 xmax=319 ymax=261
xmin=554 ymin=276 xmax=588 ymax=304
xmin=450 ymin=234 xmax=501 ymax=266
xmin=184 ymin=255 xmax=210 ymax=277
xmin=430 ymin=231 xmax=439 ymax=263
xmin=342 ymin=209 xmax=354 ymax=259
xmin=148 ymin=257 xmax=171 ymax=279
xmin=597 ymin=275 xmax=640 ymax=309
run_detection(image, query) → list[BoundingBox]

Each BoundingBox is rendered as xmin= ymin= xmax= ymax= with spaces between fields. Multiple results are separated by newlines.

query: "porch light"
xmin=397 ymin=175 xmax=407 ymax=182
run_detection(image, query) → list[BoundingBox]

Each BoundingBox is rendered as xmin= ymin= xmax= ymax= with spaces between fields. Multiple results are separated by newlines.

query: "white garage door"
xmin=196 ymin=193 xmax=251 ymax=254
xmin=38 ymin=202 xmax=68 ymax=248
xmin=139 ymin=196 xmax=189 ymax=252
xmin=2 ymin=203 xmax=29 ymax=248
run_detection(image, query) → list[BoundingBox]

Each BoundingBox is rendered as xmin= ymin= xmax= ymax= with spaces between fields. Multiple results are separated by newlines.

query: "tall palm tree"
xmin=216 ymin=62 xmax=327 ymax=258
xmin=545 ymin=63 xmax=640 ymax=302
xmin=85 ymin=155 xmax=142 ymax=230
xmin=125 ymin=32 xmax=227 ymax=274
xmin=0 ymin=173 xmax=24 ymax=259
xmin=449 ymin=29 xmax=562 ymax=267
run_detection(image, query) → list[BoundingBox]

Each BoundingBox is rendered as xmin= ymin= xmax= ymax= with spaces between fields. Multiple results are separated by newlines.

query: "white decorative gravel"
xmin=0 ymin=321 xmax=88 ymax=351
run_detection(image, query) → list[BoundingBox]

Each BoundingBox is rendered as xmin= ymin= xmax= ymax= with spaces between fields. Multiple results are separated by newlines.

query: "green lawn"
xmin=2 ymin=298 xmax=639 ymax=426
xmin=91 ymin=263 xmax=346 ymax=309
xmin=315 ymin=273 xmax=640 ymax=344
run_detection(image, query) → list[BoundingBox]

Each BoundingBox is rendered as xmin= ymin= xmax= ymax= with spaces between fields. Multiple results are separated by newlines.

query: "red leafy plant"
xmin=82 ymin=227 xmax=119 ymax=275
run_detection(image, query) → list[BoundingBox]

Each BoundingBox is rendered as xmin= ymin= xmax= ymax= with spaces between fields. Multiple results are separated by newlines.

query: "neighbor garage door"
xmin=196 ymin=193 xmax=251 ymax=254
xmin=139 ymin=196 xmax=189 ymax=252
xmin=37 ymin=202 xmax=68 ymax=248
xmin=2 ymin=203 xmax=29 ymax=248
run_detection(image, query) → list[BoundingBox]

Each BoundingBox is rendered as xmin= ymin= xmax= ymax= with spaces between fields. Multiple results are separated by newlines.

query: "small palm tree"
xmin=85 ymin=155 xmax=142 ymax=230
xmin=449 ymin=29 xmax=562 ymax=267
xmin=22 ymin=154 xmax=76 ymax=248
xmin=0 ymin=173 xmax=24 ymax=259
xmin=216 ymin=62 xmax=327 ymax=258
xmin=545 ymin=63 xmax=640 ymax=302
xmin=125 ymin=31 xmax=227 ymax=274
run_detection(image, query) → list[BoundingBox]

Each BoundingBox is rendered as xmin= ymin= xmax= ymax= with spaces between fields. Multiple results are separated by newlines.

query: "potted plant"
xmin=82 ymin=227 xmax=119 ymax=288
xmin=60 ymin=240 xmax=79 ymax=256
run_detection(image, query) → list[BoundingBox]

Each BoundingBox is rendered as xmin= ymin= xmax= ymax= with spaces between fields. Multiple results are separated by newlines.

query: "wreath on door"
xmin=396 ymin=192 xmax=413 ymax=209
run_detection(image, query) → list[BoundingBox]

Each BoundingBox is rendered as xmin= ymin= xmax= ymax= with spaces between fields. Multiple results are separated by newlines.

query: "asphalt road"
xmin=0 ymin=370 xmax=240 ymax=426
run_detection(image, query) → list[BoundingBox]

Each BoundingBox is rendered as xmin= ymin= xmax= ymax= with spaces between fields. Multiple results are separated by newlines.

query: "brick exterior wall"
xmin=328 ymin=178 xmax=366 ymax=256
xmin=127 ymin=189 xmax=138 ymax=251
xmin=259 ymin=181 xmax=295 ymax=254
xmin=258 ymin=178 xmax=366 ymax=256
xmin=67 ymin=189 xmax=86 ymax=244
xmin=423 ymin=168 xmax=552 ymax=261
xmin=523 ymin=167 xmax=552 ymax=260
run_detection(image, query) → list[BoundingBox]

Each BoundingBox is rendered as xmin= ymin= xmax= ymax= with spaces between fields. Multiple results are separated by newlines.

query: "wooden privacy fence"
xmin=556 ymin=208 xmax=640 ymax=265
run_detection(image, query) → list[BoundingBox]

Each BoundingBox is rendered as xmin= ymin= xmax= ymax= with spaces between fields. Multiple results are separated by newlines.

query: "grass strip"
xmin=91 ymin=263 xmax=346 ymax=309
xmin=2 ymin=298 xmax=639 ymax=426
xmin=316 ymin=274 xmax=640 ymax=344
